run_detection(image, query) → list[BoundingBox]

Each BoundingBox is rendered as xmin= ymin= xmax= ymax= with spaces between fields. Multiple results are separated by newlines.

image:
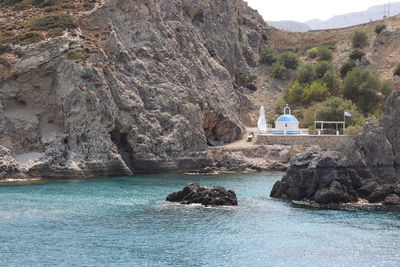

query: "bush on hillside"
xmin=342 ymin=68 xmax=381 ymax=113
xmin=352 ymin=30 xmax=369 ymax=48
xmin=301 ymin=81 xmax=329 ymax=104
xmin=47 ymin=27 xmax=64 ymax=37
xmin=307 ymin=47 xmax=319 ymax=59
xmin=259 ymin=48 xmax=277 ymax=65
xmin=271 ymin=62 xmax=291 ymax=80
xmin=25 ymin=13 xmax=77 ymax=30
xmin=317 ymin=46 xmax=333 ymax=61
xmin=0 ymin=0 xmax=23 ymax=6
xmin=236 ymin=72 xmax=257 ymax=89
xmin=285 ymin=82 xmax=304 ymax=104
xmin=1 ymin=32 xmax=43 ymax=45
xmin=300 ymin=97 xmax=362 ymax=128
xmin=394 ymin=64 xmax=400 ymax=77
xmin=277 ymin=51 xmax=299 ymax=70
xmin=314 ymin=61 xmax=334 ymax=79
xmin=322 ymin=69 xmax=341 ymax=93
xmin=67 ymin=50 xmax=86 ymax=61
xmin=339 ymin=59 xmax=356 ymax=78
xmin=381 ymin=80 xmax=394 ymax=98
xmin=375 ymin=24 xmax=386 ymax=35
xmin=349 ymin=49 xmax=365 ymax=61
xmin=297 ymin=64 xmax=315 ymax=84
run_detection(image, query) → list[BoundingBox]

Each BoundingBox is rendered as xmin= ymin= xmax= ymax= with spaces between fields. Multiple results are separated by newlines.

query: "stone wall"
xmin=256 ymin=135 xmax=349 ymax=151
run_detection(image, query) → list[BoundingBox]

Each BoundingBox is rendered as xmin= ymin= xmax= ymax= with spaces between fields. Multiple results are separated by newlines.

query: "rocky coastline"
xmin=271 ymin=91 xmax=400 ymax=206
xmin=0 ymin=0 xmax=273 ymax=179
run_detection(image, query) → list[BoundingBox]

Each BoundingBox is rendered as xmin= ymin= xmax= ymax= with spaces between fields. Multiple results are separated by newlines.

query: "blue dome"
xmin=276 ymin=114 xmax=299 ymax=123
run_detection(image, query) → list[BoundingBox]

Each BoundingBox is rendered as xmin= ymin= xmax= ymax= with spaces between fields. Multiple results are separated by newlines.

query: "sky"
xmin=245 ymin=0 xmax=395 ymax=22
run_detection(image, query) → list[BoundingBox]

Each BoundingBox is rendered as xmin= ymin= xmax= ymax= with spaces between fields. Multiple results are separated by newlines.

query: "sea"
xmin=0 ymin=172 xmax=399 ymax=266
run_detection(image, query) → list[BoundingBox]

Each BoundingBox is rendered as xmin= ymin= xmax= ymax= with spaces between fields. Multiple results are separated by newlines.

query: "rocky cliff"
xmin=271 ymin=91 xmax=400 ymax=205
xmin=0 ymin=0 xmax=273 ymax=178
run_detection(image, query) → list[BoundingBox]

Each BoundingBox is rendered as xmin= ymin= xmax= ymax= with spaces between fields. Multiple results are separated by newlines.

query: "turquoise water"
xmin=1 ymin=173 xmax=400 ymax=267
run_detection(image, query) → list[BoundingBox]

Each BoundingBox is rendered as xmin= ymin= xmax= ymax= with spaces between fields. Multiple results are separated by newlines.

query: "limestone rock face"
xmin=0 ymin=0 xmax=272 ymax=178
xmin=166 ymin=183 xmax=238 ymax=206
xmin=271 ymin=91 xmax=400 ymax=205
xmin=0 ymin=145 xmax=25 ymax=179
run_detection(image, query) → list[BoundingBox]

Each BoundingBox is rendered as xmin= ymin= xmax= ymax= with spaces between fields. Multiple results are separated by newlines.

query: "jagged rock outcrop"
xmin=166 ymin=183 xmax=238 ymax=206
xmin=271 ymin=91 xmax=400 ymax=205
xmin=0 ymin=0 xmax=273 ymax=178
xmin=0 ymin=145 xmax=25 ymax=179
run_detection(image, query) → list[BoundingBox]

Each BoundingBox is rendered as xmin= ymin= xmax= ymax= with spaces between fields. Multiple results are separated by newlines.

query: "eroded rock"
xmin=271 ymin=91 xmax=400 ymax=205
xmin=0 ymin=0 xmax=274 ymax=177
xmin=0 ymin=145 xmax=25 ymax=179
xmin=166 ymin=183 xmax=238 ymax=206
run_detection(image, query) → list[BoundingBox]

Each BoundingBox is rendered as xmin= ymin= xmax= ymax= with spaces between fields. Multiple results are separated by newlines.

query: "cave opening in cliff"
xmin=110 ymin=129 xmax=135 ymax=173
xmin=203 ymin=112 xmax=242 ymax=147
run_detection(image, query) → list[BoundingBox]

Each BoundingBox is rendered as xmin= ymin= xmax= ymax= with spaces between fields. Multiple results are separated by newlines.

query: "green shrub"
xmin=349 ymin=49 xmax=365 ymax=61
xmin=0 ymin=0 xmax=23 ymax=7
xmin=0 ymin=31 xmax=43 ymax=45
xmin=381 ymin=80 xmax=394 ymax=98
xmin=25 ymin=13 xmax=77 ymax=31
xmin=32 ymin=0 xmax=60 ymax=8
xmin=342 ymin=68 xmax=381 ymax=113
xmin=300 ymin=97 xmax=362 ymax=128
xmin=13 ymin=2 xmax=29 ymax=10
xmin=271 ymin=62 xmax=291 ymax=80
xmin=47 ymin=27 xmax=64 ymax=37
xmin=15 ymin=32 xmax=43 ymax=44
xmin=346 ymin=125 xmax=364 ymax=137
xmin=259 ymin=48 xmax=277 ymax=65
xmin=301 ymin=81 xmax=329 ymax=104
xmin=352 ymin=30 xmax=369 ymax=48
xmin=307 ymin=47 xmax=319 ymax=59
xmin=261 ymin=32 xmax=269 ymax=41
xmin=317 ymin=46 xmax=333 ymax=61
xmin=322 ymin=69 xmax=341 ymax=93
xmin=153 ymin=52 xmax=164 ymax=62
xmin=314 ymin=61 xmax=334 ymax=79
xmin=277 ymin=51 xmax=299 ymax=70
xmin=285 ymin=82 xmax=304 ymax=104
xmin=340 ymin=59 xmax=356 ymax=78
xmin=375 ymin=24 xmax=386 ymax=35
xmin=44 ymin=6 xmax=58 ymax=12
xmin=327 ymin=45 xmax=337 ymax=51
xmin=67 ymin=50 xmax=86 ymax=61
xmin=60 ymin=3 xmax=73 ymax=8
xmin=236 ymin=72 xmax=257 ymax=88
xmin=394 ymin=64 xmax=400 ymax=77
xmin=274 ymin=98 xmax=286 ymax=114
xmin=297 ymin=64 xmax=316 ymax=84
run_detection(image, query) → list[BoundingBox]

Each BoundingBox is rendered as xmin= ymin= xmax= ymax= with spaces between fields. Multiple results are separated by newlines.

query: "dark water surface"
xmin=1 ymin=173 xmax=400 ymax=266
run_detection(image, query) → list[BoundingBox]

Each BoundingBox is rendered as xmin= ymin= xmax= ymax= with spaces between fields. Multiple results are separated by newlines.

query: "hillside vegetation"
xmin=263 ymin=25 xmax=399 ymax=130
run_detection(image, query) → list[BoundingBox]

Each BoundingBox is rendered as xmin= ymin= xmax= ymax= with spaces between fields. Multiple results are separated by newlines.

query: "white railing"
xmin=257 ymin=129 xmax=347 ymax=136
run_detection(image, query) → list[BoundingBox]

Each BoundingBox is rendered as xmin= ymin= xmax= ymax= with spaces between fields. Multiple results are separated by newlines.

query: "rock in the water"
xmin=166 ymin=183 xmax=238 ymax=206
xmin=271 ymin=91 xmax=400 ymax=206
xmin=384 ymin=194 xmax=400 ymax=205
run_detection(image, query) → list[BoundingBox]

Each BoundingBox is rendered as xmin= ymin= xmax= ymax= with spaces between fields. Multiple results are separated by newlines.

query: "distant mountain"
xmin=267 ymin=20 xmax=311 ymax=32
xmin=305 ymin=2 xmax=400 ymax=30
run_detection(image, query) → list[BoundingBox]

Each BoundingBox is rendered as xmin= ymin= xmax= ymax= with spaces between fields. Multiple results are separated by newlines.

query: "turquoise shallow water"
xmin=1 ymin=173 xmax=400 ymax=267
